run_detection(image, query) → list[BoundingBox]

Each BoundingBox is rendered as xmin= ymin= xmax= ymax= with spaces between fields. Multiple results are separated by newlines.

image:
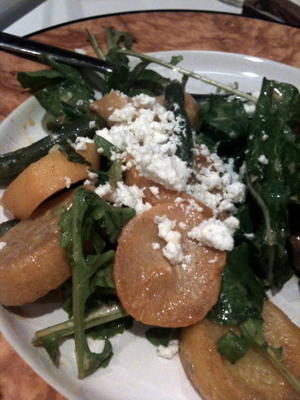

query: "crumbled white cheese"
xmin=112 ymin=182 xmax=151 ymax=215
xmin=188 ymin=217 xmax=239 ymax=251
xmin=95 ymin=183 xmax=112 ymax=198
xmin=95 ymin=95 xmax=246 ymax=221
xmin=152 ymin=242 xmax=161 ymax=250
xmin=258 ymin=154 xmax=269 ymax=165
xmin=178 ymin=222 xmax=187 ymax=230
xmin=149 ymin=186 xmax=160 ymax=198
xmin=89 ymin=120 xmax=96 ymax=129
xmin=132 ymin=93 xmax=156 ymax=107
xmin=84 ymin=171 xmax=99 ymax=186
xmin=154 ymin=215 xmax=184 ymax=265
xmin=244 ymin=232 xmax=255 ymax=240
xmin=262 ymin=134 xmax=269 ymax=141
xmin=0 ymin=242 xmax=6 ymax=250
xmin=243 ymin=103 xmax=256 ymax=114
xmin=187 ymin=146 xmax=246 ymax=215
xmin=64 ymin=176 xmax=72 ymax=189
xmin=88 ymin=171 xmax=98 ymax=181
xmin=96 ymin=94 xmax=191 ymax=191
xmin=157 ymin=340 xmax=179 ymax=359
xmin=72 ymin=136 xmax=93 ymax=151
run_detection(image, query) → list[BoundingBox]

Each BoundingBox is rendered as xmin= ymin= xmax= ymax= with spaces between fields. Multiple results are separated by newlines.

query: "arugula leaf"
xmin=59 ymin=187 xmax=135 ymax=378
xmin=33 ymin=302 xmax=128 ymax=352
xmin=36 ymin=80 xmax=94 ymax=117
xmin=246 ymin=78 xmax=300 ymax=289
xmin=94 ymin=135 xmax=118 ymax=159
xmin=18 ymin=69 xmax=63 ymax=89
xmin=105 ymin=27 xmax=136 ymax=50
xmin=197 ymin=95 xmax=249 ymax=163
xmin=18 ymin=60 xmax=95 ymax=118
xmin=217 ymin=331 xmax=250 ymax=364
xmin=58 ymin=142 xmax=90 ymax=165
xmin=208 ymin=243 xmax=265 ymax=326
xmin=88 ymin=317 xmax=132 ymax=340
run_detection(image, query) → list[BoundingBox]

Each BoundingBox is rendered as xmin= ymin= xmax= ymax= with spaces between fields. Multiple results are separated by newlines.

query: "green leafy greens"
xmin=9 ymin=26 xmax=298 ymax=383
xmin=53 ymin=187 xmax=135 ymax=378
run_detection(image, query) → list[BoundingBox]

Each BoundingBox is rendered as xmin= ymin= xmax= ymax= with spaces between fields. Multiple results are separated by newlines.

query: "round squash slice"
xmin=114 ymin=200 xmax=226 ymax=327
xmin=0 ymin=191 xmax=72 ymax=306
xmin=2 ymin=143 xmax=99 ymax=219
xmin=180 ymin=301 xmax=300 ymax=400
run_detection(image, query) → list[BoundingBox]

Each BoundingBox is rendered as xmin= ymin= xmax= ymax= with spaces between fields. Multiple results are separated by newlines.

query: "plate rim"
xmin=1 ymin=48 xmax=300 ymax=400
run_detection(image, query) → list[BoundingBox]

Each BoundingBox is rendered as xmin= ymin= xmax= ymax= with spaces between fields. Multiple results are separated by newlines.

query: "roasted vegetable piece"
xmin=2 ymin=143 xmax=99 ymax=219
xmin=114 ymin=200 xmax=226 ymax=327
xmin=90 ymin=89 xmax=199 ymax=129
xmin=89 ymin=90 xmax=129 ymax=125
xmin=0 ymin=191 xmax=72 ymax=306
xmin=180 ymin=301 xmax=300 ymax=400
xmin=0 ymin=115 xmax=98 ymax=186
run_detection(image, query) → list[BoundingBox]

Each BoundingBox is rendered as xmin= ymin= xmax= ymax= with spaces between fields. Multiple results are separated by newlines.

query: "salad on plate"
xmin=0 ymin=27 xmax=299 ymax=400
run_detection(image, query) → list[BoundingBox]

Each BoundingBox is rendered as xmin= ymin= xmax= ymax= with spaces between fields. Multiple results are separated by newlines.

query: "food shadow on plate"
xmin=6 ymin=287 xmax=64 ymax=318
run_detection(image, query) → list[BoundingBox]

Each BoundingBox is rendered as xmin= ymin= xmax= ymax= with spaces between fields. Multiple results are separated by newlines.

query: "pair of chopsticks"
xmin=0 ymin=31 xmax=114 ymax=73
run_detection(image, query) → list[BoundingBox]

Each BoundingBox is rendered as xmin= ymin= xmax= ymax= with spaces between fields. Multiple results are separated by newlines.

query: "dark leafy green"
xmin=246 ymin=78 xmax=300 ymax=289
xmin=165 ymin=81 xmax=194 ymax=166
xmin=0 ymin=115 xmax=101 ymax=186
xmin=86 ymin=28 xmax=173 ymax=96
xmin=217 ymin=331 xmax=250 ymax=364
xmin=18 ymin=69 xmax=63 ymax=89
xmin=58 ymin=142 xmax=90 ymax=165
xmin=197 ymin=95 xmax=249 ymax=164
xmin=208 ymin=244 xmax=265 ymax=326
xmin=59 ymin=187 xmax=135 ymax=378
xmin=18 ymin=59 xmax=94 ymax=118
xmin=88 ymin=317 xmax=133 ymax=340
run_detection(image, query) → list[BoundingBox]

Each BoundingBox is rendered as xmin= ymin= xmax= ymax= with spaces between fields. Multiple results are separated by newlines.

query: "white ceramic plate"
xmin=0 ymin=50 xmax=300 ymax=400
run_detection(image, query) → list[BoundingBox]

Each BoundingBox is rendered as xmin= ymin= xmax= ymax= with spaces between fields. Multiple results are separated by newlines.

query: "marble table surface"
xmin=0 ymin=11 xmax=299 ymax=400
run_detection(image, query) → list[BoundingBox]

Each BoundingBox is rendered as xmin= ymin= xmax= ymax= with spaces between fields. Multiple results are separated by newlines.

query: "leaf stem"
xmin=264 ymin=345 xmax=300 ymax=394
xmin=245 ymin=170 xmax=276 ymax=286
xmin=33 ymin=303 xmax=127 ymax=346
xmin=119 ymin=48 xmax=257 ymax=103
xmin=87 ymin=30 xmax=106 ymax=60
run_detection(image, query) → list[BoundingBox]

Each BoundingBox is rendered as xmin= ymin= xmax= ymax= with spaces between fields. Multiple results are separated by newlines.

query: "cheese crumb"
xmin=112 ymin=182 xmax=151 ymax=215
xmin=152 ymin=242 xmax=161 ymax=250
xmin=188 ymin=217 xmax=239 ymax=251
xmin=258 ymin=154 xmax=269 ymax=165
xmin=72 ymin=136 xmax=93 ymax=151
xmin=0 ymin=242 xmax=7 ymax=250
xmin=95 ymin=183 xmax=112 ymax=198
xmin=64 ymin=176 xmax=72 ymax=188
xmin=157 ymin=340 xmax=179 ymax=359
xmin=96 ymin=94 xmax=191 ymax=191
xmin=149 ymin=186 xmax=160 ymax=198
xmin=154 ymin=215 xmax=184 ymax=264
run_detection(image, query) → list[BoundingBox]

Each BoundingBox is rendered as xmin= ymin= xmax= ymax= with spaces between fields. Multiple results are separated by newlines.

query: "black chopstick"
xmin=0 ymin=31 xmax=115 ymax=74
